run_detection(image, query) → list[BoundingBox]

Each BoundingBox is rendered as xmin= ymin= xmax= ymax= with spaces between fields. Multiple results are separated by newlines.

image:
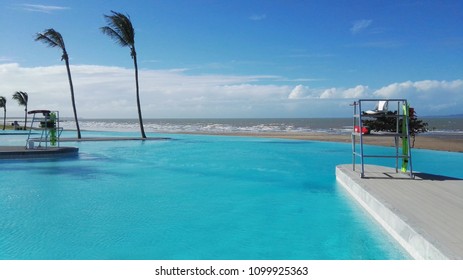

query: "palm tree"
xmin=0 ymin=96 xmax=6 ymax=130
xmin=101 ymin=11 xmax=147 ymax=138
xmin=12 ymin=91 xmax=28 ymax=130
xmin=35 ymin=29 xmax=81 ymax=139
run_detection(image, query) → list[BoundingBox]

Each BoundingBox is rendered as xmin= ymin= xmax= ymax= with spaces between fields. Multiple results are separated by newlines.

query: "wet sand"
xmin=4 ymin=125 xmax=461 ymax=152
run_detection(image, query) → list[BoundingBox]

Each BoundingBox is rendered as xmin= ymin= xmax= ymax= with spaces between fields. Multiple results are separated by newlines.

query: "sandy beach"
xmin=177 ymin=131 xmax=463 ymax=153
xmin=3 ymin=123 xmax=461 ymax=152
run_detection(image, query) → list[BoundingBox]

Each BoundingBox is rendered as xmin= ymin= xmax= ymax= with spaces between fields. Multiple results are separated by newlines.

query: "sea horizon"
xmin=5 ymin=116 xmax=463 ymax=135
xmin=67 ymin=117 xmax=463 ymax=135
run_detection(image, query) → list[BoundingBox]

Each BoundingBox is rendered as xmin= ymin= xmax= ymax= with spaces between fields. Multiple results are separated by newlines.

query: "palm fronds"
xmin=0 ymin=96 xmax=6 ymax=108
xmin=100 ymin=26 xmax=127 ymax=47
xmin=35 ymin=29 xmax=66 ymax=49
xmin=101 ymin=11 xmax=136 ymax=57
xmin=12 ymin=91 xmax=28 ymax=106
xmin=35 ymin=29 xmax=68 ymax=60
xmin=12 ymin=91 xmax=28 ymax=129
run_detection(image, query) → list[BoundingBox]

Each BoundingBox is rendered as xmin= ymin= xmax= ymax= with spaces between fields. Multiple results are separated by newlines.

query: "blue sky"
xmin=1 ymin=0 xmax=462 ymax=118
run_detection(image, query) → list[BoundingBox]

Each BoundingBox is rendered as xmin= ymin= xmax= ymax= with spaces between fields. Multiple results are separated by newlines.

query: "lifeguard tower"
xmin=26 ymin=110 xmax=62 ymax=149
xmin=0 ymin=109 xmax=78 ymax=159
xmin=351 ymin=99 xmax=413 ymax=178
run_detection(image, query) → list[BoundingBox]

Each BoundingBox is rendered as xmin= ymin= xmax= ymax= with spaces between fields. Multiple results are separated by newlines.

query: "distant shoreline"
xmin=2 ymin=123 xmax=462 ymax=153
xmin=165 ymin=131 xmax=463 ymax=153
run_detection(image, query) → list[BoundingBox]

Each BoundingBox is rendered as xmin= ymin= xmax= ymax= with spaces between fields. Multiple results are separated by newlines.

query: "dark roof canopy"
xmin=28 ymin=110 xmax=51 ymax=115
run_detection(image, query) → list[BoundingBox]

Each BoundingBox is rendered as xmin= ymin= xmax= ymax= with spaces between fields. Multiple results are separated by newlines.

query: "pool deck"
xmin=0 ymin=146 xmax=79 ymax=159
xmin=336 ymin=164 xmax=463 ymax=260
xmin=0 ymin=137 xmax=171 ymax=159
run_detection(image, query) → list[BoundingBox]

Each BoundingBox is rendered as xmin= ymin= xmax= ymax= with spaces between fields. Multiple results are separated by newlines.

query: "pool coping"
xmin=0 ymin=146 xmax=79 ymax=159
xmin=336 ymin=164 xmax=463 ymax=260
xmin=0 ymin=137 xmax=172 ymax=159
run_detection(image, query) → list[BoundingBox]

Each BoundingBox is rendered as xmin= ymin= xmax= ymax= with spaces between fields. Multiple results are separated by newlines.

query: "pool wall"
xmin=336 ymin=165 xmax=448 ymax=260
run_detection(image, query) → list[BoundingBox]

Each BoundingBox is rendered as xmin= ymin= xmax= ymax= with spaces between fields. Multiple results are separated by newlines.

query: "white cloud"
xmin=342 ymin=85 xmax=370 ymax=98
xmin=374 ymin=80 xmax=463 ymax=113
xmin=319 ymin=88 xmax=337 ymax=99
xmin=287 ymin=81 xmax=462 ymax=116
xmin=288 ymin=85 xmax=307 ymax=99
xmin=350 ymin=19 xmax=372 ymax=34
xmin=1 ymin=63 xmax=462 ymax=118
xmin=0 ymin=63 xmax=290 ymax=118
xmin=288 ymin=85 xmax=322 ymax=99
xmin=319 ymin=85 xmax=369 ymax=99
xmin=18 ymin=4 xmax=70 ymax=13
xmin=374 ymin=80 xmax=463 ymax=99
xmin=297 ymin=85 xmax=369 ymax=99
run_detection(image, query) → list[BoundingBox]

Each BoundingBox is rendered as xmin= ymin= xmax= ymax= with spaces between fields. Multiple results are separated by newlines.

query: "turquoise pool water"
xmin=1 ymin=131 xmax=460 ymax=260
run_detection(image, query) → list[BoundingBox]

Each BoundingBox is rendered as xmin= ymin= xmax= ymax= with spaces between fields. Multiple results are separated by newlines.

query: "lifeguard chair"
xmin=351 ymin=99 xmax=413 ymax=178
xmin=26 ymin=110 xmax=62 ymax=149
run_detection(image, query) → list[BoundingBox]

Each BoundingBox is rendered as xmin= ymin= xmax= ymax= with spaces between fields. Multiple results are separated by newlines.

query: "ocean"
xmin=56 ymin=117 xmax=463 ymax=135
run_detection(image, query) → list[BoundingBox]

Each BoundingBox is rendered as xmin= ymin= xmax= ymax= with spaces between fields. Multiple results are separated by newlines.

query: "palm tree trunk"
xmin=132 ymin=51 xmax=147 ymax=139
xmin=2 ymin=108 xmax=5 ymax=130
xmin=64 ymin=57 xmax=81 ymax=139
xmin=23 ymin=107 xmax=27 ymax=130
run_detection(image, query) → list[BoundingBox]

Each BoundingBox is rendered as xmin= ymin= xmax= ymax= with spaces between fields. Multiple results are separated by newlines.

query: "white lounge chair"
xmin=365 ymin=100 xmax=388 ymax=114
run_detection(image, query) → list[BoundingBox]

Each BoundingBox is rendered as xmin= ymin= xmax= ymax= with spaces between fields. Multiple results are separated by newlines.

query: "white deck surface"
xmin=336 ymin=164 xmax=463 ymax=259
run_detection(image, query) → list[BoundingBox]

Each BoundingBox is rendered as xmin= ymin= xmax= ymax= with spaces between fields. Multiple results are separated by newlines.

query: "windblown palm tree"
xmin=35 ymin=28 xmax=81 ymax=139
xmin=101 ymin=11 xmax=147 ymax=138
xmin=0 ymin=96 xmax=6 ymax=130
xmin=12 ymin=91 xmax=28 ymax=130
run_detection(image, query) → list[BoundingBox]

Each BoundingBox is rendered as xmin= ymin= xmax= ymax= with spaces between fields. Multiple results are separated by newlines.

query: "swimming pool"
xmin=2 ymin=131 xmax=459 ymax=260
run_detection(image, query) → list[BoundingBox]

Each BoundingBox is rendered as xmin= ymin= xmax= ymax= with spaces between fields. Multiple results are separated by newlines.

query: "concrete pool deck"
xmin=336 ymin=164 xmax=463 ymax=260
xmin=0 ymin=137 xmax=171 ymax=159
xmin=0 ymin=146 xmax=79 ymax=159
